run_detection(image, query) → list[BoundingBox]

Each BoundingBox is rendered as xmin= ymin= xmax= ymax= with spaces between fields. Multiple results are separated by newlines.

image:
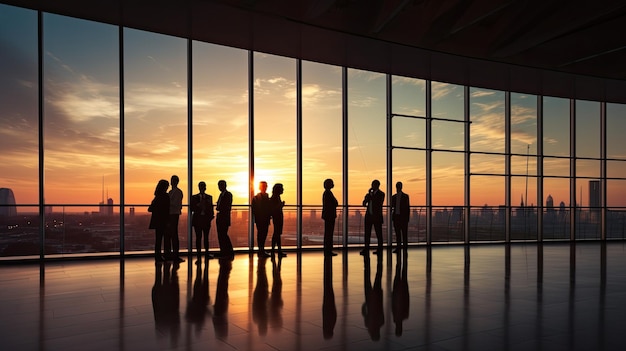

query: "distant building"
xmin=99 ymin=197 xmax=114 ymax=216
xmin=546 ymin=195 xmax=554 ymax=213
xmin=589 ymin=180 xmax=601 ymax=208
xmin=0 ymin=188 xmax=17 ymax=216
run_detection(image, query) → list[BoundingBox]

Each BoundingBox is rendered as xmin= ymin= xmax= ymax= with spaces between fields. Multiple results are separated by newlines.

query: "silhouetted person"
xmin=190 ymin=181 xmax=215 ymax=259
xmin=269 ymin=254 xmax=284 ymax=329
xmin=391 ymin=181 xmax=410 ymax=252
xmin=185 ymin=256 xmax=210 ymax=331
xmin=270 ymin=183 xmax=287 ymax=257
xmin=361 ymin=179 xmax=385 ymax=255
xmin=392 ymin=249 xmax=410 ymax=336
xmin=252 ymin=256 xmax=269 ymax=335
xmin=322 ymin=255 xmax=337 ymax=339
xmin=149 ymin=179 xmax=170 ymax=261
xmin=252 ymin=181 xmax=271 ymax=258
xmin=362 ymin=253 xmax=384 ymax=341
xmin=168 ymin=175 xmax=184 ymax=262
xmin=322 ymin=179 xmax=338 ymax=257
xmin=216 ymin=180 xmax=234 ymax=259
xmin=213 ymin=257 xmax=232 ymax=339
xmin=152 ymin=261 xmax=180 ymax=346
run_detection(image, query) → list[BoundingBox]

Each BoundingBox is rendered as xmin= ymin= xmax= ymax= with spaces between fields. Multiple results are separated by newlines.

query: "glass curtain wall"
xmin=43 ymin=14 xmax=120 ymax=255
xmin=5 ymin=3 xmax=626 ymax=259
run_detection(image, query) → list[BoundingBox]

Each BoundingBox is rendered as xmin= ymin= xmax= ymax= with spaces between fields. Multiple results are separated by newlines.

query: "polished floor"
xmin=2 ymin=242 xmax=626 ymax=351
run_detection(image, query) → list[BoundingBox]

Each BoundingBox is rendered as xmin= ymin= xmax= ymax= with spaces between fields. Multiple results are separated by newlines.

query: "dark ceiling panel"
xmin=3 ymin=0 xmax=626 ymax=102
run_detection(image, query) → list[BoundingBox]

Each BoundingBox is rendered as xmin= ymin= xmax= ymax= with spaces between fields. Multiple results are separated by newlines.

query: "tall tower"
xmin=0 ymin=188 xmax=17 ymax=216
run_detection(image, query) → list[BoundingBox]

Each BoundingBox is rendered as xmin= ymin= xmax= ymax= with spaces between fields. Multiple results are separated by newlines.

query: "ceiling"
xmin=4 ymin=0 xmax=626 ymax=101
xmin=266 ymin=0 xmax=626 ymax=80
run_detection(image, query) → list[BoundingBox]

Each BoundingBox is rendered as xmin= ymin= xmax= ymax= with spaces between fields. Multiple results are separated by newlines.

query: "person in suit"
xmin=215 ymin=180 xmax=234 ymax=259
xmin=252 ymin=181 xmax=271 ymax=258
xmin=190 ymin=181 xmax=215 ymax=259
xmin=322 ymin=178 xmax=338 ymax=257
xmin=361 ymin=179 xmax=385 ymax=255
xmin=167 ymin=175 xmax=184 ymax=262
xmin=391 ymin=181 xmax=410 ymax=252
xmin=269 ymin=183 xmax=286 ymax=257
xmin=149 ymin=179 xmax=170 ymax=261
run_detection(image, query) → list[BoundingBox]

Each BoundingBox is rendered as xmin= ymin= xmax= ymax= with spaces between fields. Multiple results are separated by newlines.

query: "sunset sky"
xmin=2 ymin=5 xmax=626 ymax=212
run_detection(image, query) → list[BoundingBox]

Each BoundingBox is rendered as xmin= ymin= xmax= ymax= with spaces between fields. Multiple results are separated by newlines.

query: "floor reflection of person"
xmin=322 ymin=255 xmax=337 ymax=339
xmin=269 ymin=255 xmax=284 ymax=329
xmin=152 ymin=261 xmax=180 ymax=346
xmin=362 ymin=253 xmax=384 ymax=340
xmin=252 ymin=256 xmax=269 ymax=335
xmin=185 ymin=256 xmax=210 ymax=332
xmin=213 ymin=257 xmax=233 ymax=339
xmin=149 ymin=179 xmax=170 ymax=262
xmin=252 ymin=181 xmax=271 ymax=258
xmin=392 ymin=250 xmax=410 ymax=336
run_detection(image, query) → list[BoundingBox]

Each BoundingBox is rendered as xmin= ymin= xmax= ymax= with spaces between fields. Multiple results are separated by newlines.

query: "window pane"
xmin=511 ymin=93 xmax=537 ymax=156
xmin=608 ymin=160 xmax=626 ymax=179
xmin=470 ymin=154 xmax=504 ymax=175
xmin=302 ymin=61 xmax=342 ymax=205
xmin=253 ymin=53 xmax=296 ymax=205
xmin=392 ymin=148 xmax=426 ymax=244
xmin=607 ymin=103 xmax=626 ymax=159
xmin=511 ymin=155 xmax=537 ymax=176
xmin=392 ymin=75 xmax=425 ymax=116
xmin=347 ymin=69 xmax=386 ymax=243
xmin=576 ymin=100 xmax=600 ymax=158
xmin=302 ymin=61 xmax=342 ymax=247
xmin=511 ymin=176 xmax=538 ymax=208
xmin=432 ymin=120 xmax=464 ymax=151
xmin=193 ymin=42 xmax=249 ymax=248
xmin=470 ymin=88 xmax=505 ymax=153
xmin=124 ymin=29 xmax=187 ymax=252
xmin=43 ymin=14 xmax=120 ymax=254
xmin=432 ymin=151 xmax=464 ymax=206
xmin=44 ymin=15 xmax=120 ymax=206
xmin=432 ymin=82 xmax=463 ymax=121
xmin=544 ymin=157 xmax=569 ymax=177
xmin=0 ymin=5 xmax=38 ymax=210
xmin=543 ymin=97 xmax=570 ymax=157
xmin=392 ymin=116 xmax=425 ymax=148
xmin=470 ymin=175 xmax=504 ymax=207
xmin=607 ymin=180 xmax=626 ymax=239
xmin=576 ymin=159 xmax=600 ymax=178
xmin=543 ymin=177 xmax=570 ymax=239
